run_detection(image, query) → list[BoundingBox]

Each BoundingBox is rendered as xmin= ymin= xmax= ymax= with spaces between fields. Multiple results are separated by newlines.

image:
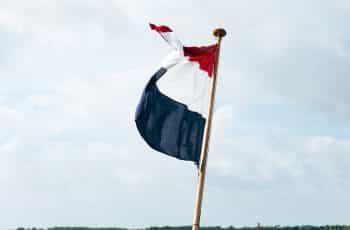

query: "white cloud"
xmin=209 ymin=133 xmax=350 ymax=189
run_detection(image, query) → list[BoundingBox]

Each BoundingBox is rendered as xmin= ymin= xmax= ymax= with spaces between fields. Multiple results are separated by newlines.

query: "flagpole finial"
xmin=213 ymin=28 xmax=226 ymax=38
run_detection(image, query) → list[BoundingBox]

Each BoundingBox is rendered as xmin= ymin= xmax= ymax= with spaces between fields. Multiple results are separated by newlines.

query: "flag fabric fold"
xmin=135 ymin=23 xmax=218 ymax=165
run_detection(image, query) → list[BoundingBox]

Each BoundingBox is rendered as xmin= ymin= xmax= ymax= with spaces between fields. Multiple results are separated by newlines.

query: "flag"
xmin=135 ymin=23 xmax=218 ymax=165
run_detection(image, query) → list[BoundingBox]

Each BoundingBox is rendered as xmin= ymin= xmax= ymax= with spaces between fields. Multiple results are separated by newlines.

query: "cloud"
xmin=209 ymin=133 xmax=350 ymax=190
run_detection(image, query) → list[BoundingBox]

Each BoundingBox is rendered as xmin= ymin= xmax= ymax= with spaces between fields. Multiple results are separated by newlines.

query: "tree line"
xmin=16 ymin=225 xmax=350 ymax=230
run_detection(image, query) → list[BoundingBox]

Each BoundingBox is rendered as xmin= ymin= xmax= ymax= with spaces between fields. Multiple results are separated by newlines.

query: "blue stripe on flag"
xmin=135 ymin=68 xmax=205 ymax=165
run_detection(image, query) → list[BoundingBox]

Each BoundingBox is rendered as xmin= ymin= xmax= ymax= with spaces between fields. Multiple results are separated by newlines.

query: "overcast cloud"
xmin=1 ymin=0 xmax=350 ymax=229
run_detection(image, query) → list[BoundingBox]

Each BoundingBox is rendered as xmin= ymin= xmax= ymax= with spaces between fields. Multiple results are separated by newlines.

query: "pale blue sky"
xmin=1 ymin=0 xmax=350 ymax=229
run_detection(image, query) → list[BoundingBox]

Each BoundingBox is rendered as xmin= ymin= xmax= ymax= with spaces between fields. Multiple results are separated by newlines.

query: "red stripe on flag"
xmin=149 ymin=23 xmax=173 ymax=32
xmin=184 ymin=44 xmax=218 ymax=77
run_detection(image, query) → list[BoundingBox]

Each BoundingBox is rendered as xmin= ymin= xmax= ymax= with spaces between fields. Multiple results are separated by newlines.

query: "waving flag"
xmin=135 ymin=23 xmax=218 ymax=165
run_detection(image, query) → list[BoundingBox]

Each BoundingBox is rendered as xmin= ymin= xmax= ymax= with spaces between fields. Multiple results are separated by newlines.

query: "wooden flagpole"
xmin=192 ymin=28 xmax=226 ymax=230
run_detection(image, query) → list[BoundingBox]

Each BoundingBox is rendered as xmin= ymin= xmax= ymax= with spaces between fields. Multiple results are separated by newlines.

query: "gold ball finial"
xmin=213 ymin=28 xmax=226 ymax=38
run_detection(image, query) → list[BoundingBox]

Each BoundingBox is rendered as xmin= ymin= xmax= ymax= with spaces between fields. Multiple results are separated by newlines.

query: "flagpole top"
xmin=213 ymin=28 xmax=226 ymax=38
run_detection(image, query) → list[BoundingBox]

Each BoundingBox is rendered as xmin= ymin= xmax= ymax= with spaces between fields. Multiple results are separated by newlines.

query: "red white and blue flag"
xmin=135 ymin=23 xmax=218 ymax=165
